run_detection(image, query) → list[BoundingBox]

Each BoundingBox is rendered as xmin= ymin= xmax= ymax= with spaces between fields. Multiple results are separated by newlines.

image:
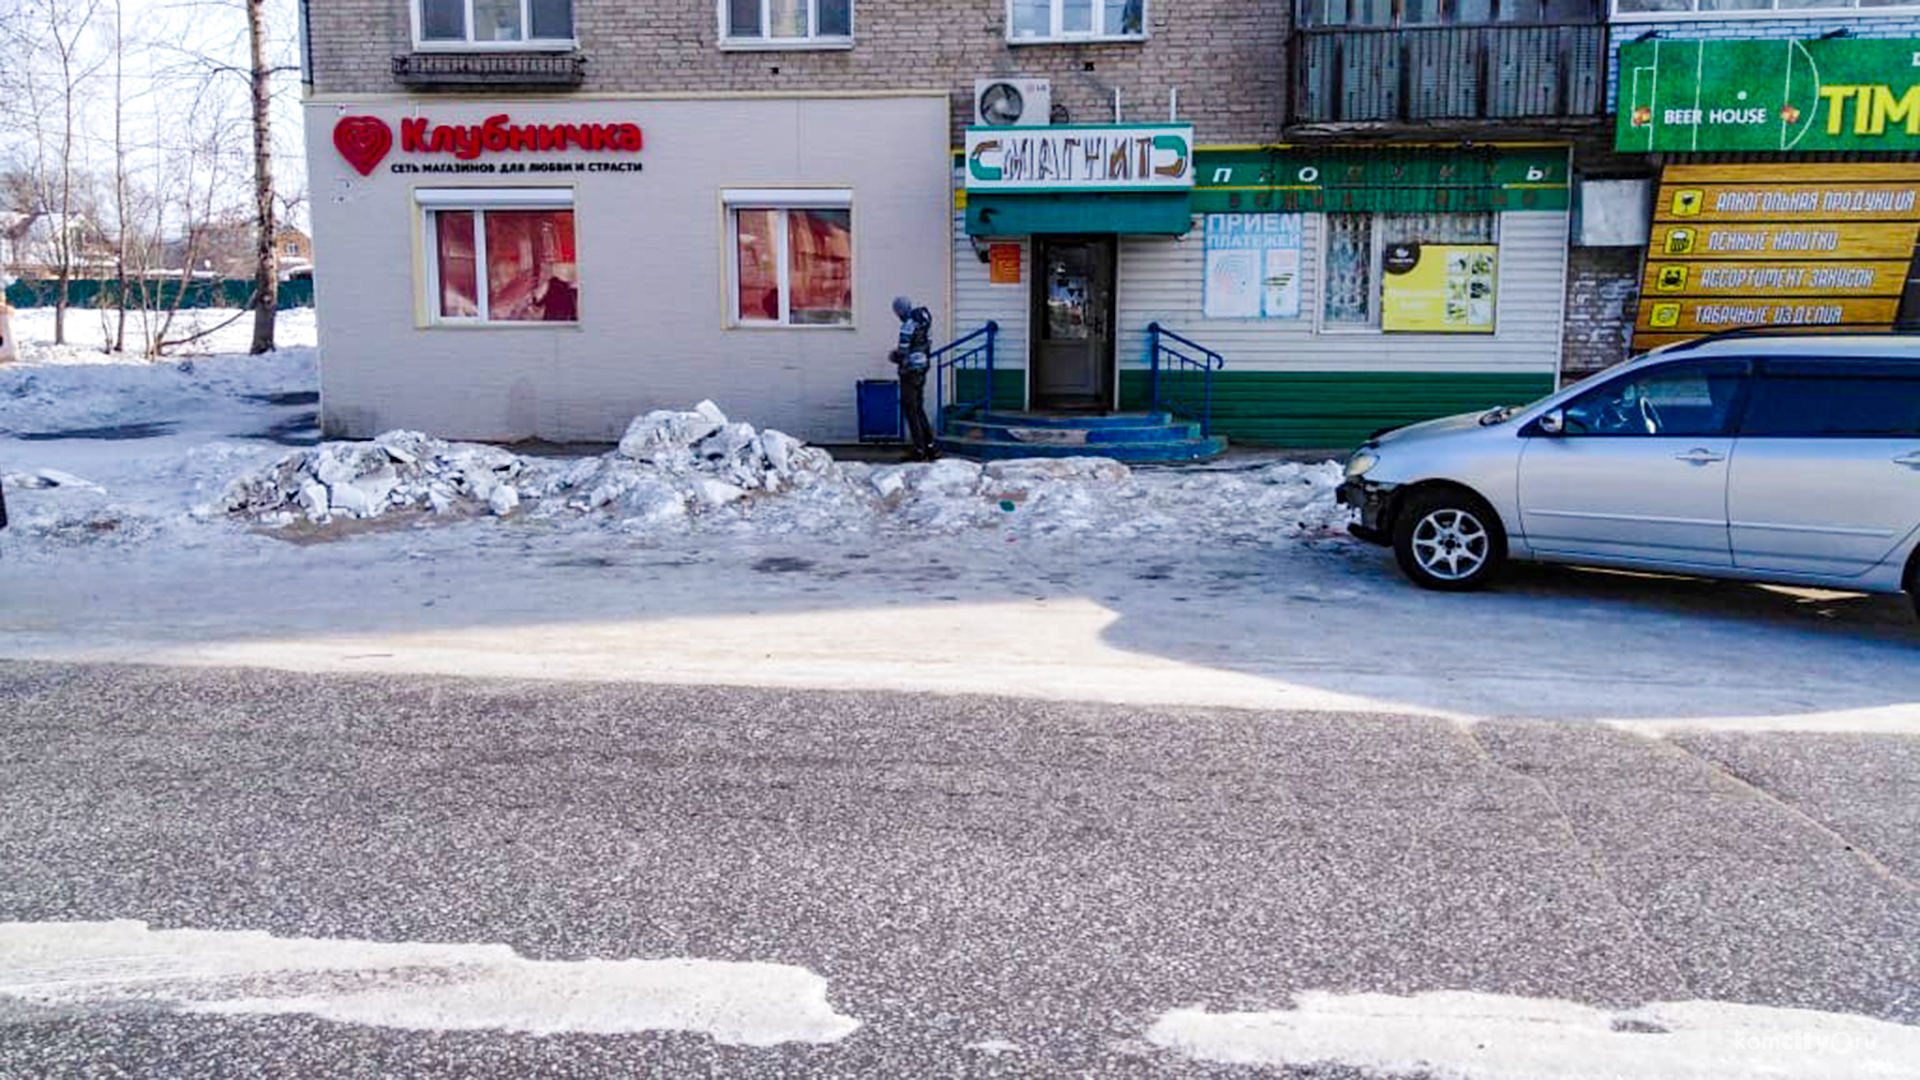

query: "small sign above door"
xmin=965 ymin=124 xmax=1194 ymax=192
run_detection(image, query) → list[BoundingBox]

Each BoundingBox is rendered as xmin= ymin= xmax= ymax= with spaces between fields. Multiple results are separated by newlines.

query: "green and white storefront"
xmin=953 ymin=127 xmax=1572 ymax=448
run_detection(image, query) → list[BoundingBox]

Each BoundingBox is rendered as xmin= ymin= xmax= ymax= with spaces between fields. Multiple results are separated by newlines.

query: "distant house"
xmin=164 ymin=221 xmax=314 ymax=281
xmin=0 ymin=211 xmax=112 ymax=279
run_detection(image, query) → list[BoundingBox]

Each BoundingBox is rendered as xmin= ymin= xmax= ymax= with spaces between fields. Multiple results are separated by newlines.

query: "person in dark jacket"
xmin=0 ymin=474 xmax=8 ymax=533
xmin=890 ymin=295 xmax=936 ymax=461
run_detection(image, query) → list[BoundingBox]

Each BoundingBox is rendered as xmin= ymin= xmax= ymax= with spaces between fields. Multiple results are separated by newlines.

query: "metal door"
xmin=1517 ymin=359 xmax=1747 ymax=567
xmin=1728 ymin=360 xmax=1920 ymax=578
xmin=1032 ymin=237 xmax=1115 ymax=409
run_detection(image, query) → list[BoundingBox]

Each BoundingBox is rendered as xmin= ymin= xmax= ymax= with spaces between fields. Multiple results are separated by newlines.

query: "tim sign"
xmin=1619 ymin=38 xmax=1920 ymax=152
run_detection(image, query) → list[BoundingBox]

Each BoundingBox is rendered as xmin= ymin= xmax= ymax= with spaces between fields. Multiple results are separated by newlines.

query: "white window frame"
xmin=718 ymin=0 xmax=856 ymax=50
xmin=418 ymin=187 xmax=577 ymax=327
xmin=1006 ymin=0 xmax=1148 ymax=44
xmin=1610 ymin=0 xmax=1920 ymax=21
xmin=411 ymin=0 xmax=578 ymax=52
xmin=723 ymin=188 xmax=855 ymax=330
xmin=1314 ymin=210 xmax=1500 ymax=335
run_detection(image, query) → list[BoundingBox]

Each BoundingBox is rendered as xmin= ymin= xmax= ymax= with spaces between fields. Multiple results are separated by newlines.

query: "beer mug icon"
xmin=1663 ymin=228 xmax=1696 ymax=256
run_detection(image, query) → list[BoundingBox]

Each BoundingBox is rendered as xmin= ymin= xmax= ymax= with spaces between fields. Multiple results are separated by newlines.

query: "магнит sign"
xmin=1618 ymin=38 xmax=1920 ymax=152
xmin=965 ymin=125 xmax=1193 ymax=191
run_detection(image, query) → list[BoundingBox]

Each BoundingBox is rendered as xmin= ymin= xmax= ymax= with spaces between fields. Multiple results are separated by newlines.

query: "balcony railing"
xmin=392 ymin=52 xmax=587 ymax=89
xmin=1291 ymin=24 xmax=1605 ymax=125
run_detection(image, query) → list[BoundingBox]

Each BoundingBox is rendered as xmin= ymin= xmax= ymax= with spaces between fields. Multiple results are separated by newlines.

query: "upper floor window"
xmin=723 ymin=0 xmax=854 ymax=47
xmin=416 ymin=0 xmax=575 ymax=48
xmin=1009 ymin=0 xmax=1146 ymax=42
xmin=1614 ymin=0 xmax=1917 ymax=14
xmin=1301 ymin=0 xmax=1597 ymax=26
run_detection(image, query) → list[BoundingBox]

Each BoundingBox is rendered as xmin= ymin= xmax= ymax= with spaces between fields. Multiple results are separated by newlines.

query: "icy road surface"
xmin=2 ymin=308 xmax=1918 ymax=729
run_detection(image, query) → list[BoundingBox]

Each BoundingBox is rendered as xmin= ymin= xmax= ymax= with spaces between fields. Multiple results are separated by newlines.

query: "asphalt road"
xmin=1 ymin=662 xmax=1917 ymax=1077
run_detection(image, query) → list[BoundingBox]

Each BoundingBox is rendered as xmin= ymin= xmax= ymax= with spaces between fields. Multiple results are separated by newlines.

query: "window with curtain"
xmin=424 ymin=198 xmax=578 ymax=324
xmin=1010 ymin=0 xmax=1145 ymax=41
xmin=1323 ymin=212 xmax=1496 ymax=329
xmin=724 ymin=0 xmax=854 ymax=43
xmin=417 ymin=0 xmax=574 ymax=45
xmin=728 ymin=199 xmax=853 ymax=327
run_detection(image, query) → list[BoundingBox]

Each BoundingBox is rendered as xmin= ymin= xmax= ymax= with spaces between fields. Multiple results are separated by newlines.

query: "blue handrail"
xmin=931 ymin=320 xmax=998 ymax=434
xmin=1146 ymin=322 xmax=1225 ymax=437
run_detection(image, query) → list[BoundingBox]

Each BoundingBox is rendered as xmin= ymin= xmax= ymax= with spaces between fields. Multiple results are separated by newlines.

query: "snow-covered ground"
xmin=3 ymin=307 xmax=1919 ymax=729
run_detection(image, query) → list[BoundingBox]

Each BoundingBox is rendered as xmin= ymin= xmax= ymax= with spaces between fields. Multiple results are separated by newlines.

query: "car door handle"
xmin=1674 ymin=448 xmax=1725 ymax=465
xmin=1895 ymin=452 xmax=1920 ymax=469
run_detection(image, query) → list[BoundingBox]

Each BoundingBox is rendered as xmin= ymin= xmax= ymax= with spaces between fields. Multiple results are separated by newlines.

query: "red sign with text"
xmin=332 ymin=114 xmax=644 ymax=176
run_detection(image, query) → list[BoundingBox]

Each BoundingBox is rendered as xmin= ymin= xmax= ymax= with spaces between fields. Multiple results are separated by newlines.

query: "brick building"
xmin=298 ymin=1 xmax=1634 ymax=449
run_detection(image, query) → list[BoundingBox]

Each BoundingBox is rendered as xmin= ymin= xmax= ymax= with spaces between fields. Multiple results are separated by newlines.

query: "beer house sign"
xmin=331 ymin=114 xmax=646 ymax=178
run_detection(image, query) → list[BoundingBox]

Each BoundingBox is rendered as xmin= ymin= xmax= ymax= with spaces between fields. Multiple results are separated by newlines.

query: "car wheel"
xmin=1392 ymin=488 xmax=1506 ymax=592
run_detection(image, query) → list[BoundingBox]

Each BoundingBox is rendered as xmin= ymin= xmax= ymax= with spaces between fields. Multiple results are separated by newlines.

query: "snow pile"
xmin=208 ymin=398 xmax=1352 ymax=545
xmin=211 ymin=430 xmax=529 ymax=526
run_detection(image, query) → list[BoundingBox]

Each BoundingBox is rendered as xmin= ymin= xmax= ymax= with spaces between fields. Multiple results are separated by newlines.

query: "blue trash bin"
xmin=858 ymin=379 xmax=903 ymax=443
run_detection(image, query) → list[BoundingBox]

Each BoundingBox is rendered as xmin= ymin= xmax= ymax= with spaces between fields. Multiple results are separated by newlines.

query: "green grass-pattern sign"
xmin=1618 ymin=38 xmax=1920 ymax=152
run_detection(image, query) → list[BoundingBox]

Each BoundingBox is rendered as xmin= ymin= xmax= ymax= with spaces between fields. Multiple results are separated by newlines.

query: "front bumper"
xmin=1337 ymin=478 xmax=1393 ymax=545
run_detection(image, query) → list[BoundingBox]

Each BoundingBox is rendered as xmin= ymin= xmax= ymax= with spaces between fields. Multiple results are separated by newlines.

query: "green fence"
xmin=5 ymin=278 xmax=314 ymax=310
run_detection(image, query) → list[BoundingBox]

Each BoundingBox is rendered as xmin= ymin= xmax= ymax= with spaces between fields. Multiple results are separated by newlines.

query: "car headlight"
xmin=1344 ymin=450 xmax=1379 ymax=479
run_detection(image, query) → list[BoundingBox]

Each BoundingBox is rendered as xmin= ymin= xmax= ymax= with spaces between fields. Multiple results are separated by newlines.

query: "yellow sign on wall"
xmin=1382 ymin=243 xmax=1497 ymax=334
xmin=1633 ymin=163 xmax=1920 ymax=349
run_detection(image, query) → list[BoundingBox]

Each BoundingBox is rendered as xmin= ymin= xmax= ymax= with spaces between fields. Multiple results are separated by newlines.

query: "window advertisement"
xmin=1202 ymin=213 xmax=1302 ymax=319
xmin=1634 ymin=163 xmax=1920 ymax=349
xmin=1618 ymin=37 xmax=1920 ymax=153
xmin=1381 ymin=243 xmax=1497 ymax=334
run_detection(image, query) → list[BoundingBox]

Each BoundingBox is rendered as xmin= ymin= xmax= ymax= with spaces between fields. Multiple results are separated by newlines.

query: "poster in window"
xmin=1382 ymin=243 xmax=1497 ymax=334
xmin=1203 ymin=213 xmax=1302 ymax=319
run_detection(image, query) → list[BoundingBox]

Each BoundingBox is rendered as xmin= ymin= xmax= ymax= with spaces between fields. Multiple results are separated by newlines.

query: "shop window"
xmin=418 ymin=189 xmax=578 ymax=324
xmin=724 ymin=191 xmax=853 ymax=327
xmin=416 ymin=0 xmax=575 ymax=47
xmin=723 ymin=0 xmax=854 ymax=46
xmin=1321 ymin=212 xmax=1495 ymax=330
xmin=1009 ymin=0 xmax=1145 ymax=42
xmin=1611 ymin=0 xmax=1913 ymax=15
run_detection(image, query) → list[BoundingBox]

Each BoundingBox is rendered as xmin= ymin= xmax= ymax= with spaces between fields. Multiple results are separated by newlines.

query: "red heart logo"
xmin=333 ymin=116 xmax=392 ymax=177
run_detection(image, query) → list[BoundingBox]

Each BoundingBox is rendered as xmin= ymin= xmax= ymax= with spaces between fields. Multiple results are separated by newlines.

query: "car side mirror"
xmin=1536 ymin=408 xmax=1565 ymax=436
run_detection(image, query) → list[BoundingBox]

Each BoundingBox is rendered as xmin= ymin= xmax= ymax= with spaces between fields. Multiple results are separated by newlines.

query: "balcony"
xmin=1291 ymin=23 xmax=1605 ymax=126
xmin=392 ymin=52 xmax=586 ymax=90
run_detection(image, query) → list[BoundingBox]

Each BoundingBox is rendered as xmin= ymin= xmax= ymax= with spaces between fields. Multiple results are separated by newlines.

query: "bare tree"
xmin=244 ymin=0 xmax=274 ymax=353
xmin=14 ymin=0 xmax=108 ymax=345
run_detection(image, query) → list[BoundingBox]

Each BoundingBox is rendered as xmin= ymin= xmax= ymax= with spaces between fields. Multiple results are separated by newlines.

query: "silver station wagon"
xmin=1337 ymin=333 xmax=1920 ymax=615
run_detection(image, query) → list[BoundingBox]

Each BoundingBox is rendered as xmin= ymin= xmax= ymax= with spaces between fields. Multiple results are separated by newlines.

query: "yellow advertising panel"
xmin=1650 ymin=221 xmax=1920 ymax=261
xmin=1641 ymin=260 xmax=1908 ymax=298
xmin=1381 ymin=244 xmax=1497 ymax=334
xmin=1634 ymin=297 xmax=1899 ymax=335
xmin=1654 ymin=182 xmax=1920 ymax=222
xmin=1634 ymin=163 xmax=1920 ymax=350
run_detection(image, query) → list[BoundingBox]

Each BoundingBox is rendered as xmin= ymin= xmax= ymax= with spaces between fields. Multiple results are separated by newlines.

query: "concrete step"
xmin=945 ymin=417 xmax=1203 ymax=445
xmin=970 ymin=410 xmax=1177 ymax=429
xmin=934 ymin=434 xmax=1228 ymax=463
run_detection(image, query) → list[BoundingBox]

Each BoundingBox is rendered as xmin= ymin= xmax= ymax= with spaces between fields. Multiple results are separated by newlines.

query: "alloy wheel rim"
xmin=1412 ymin=508 xmax=1489 ymax=581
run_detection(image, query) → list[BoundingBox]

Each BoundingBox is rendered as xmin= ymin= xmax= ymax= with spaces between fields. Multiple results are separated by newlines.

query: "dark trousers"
xmin=900 ymin=366 xmax=934 ymax=457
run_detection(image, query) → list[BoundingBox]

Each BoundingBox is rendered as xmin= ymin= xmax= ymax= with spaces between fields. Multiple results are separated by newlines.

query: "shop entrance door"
xmin=1032 ymin=236 xmax=1116 ymax=410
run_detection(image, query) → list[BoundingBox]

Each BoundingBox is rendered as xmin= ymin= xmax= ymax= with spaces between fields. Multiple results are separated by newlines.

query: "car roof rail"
xmin=1657 ymin=322 xmax=1920 ymax=354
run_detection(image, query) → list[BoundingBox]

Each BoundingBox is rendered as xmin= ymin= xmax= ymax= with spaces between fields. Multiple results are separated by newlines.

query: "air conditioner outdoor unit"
xmin=974 ymin=78 xmax=1052 ymax=127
